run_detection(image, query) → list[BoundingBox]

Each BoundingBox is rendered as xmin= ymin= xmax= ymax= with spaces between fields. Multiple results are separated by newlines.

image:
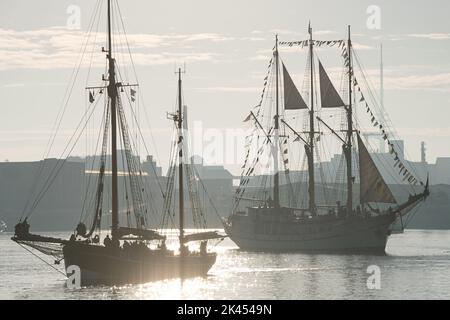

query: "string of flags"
xmin=279 ymin=39 xmax=345 ymax=49
xmin=234 ymin=134 xmax=271 ymax=200
xmin=235 ymin=54 xmax=277 ymax=205
xmin=253 ymin=55 xmax=274 ymax=117
xmin=89 ymin=91 xmax=95 ymax=103
xmin=317 ymin=39 xmax=421 ymax=186
xmin=353 ymin=76 xmax=423 ymax=187
xmin=88 ymin=87 xmax=137 ymax=103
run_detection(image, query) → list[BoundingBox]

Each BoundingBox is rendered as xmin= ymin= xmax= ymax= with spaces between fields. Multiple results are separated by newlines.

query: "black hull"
xmin=225 ymin=207 xmax=397 ymax=254
xmin=63 ymin=243 xmax=216 ymax=286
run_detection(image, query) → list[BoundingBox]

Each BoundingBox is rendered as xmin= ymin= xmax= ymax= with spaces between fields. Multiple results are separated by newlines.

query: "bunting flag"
xmin=130 ymin=88 xmax=136 ymax=102
xmin=318 ymin=60 xmax=345 ymax=108
xmin=282 ymin=62 xmax=308 ymax=110
xmin=351 ymin=73 xmax=424 ymax=187
xmin=243 ymin=113 xmax=252 ymax=122
xmin=278 ymin=39 xmax=344 ymax=48
xmin=254 ymin=56 xmax=274 ymax=117
xmin=89 ymin=91 xmax=95 ymax=103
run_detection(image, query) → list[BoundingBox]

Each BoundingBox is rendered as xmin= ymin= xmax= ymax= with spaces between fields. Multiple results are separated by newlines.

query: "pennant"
xmin=130 ymin=88 xmax=136 ymax=102
xmin=243 ymin=113 xmax=252 ymax=122
xmin=89 ymin=91 xmax=95 ymax=103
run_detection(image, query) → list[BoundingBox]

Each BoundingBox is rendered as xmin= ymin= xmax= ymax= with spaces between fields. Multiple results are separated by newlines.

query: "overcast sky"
xmin=0 ymin=0 xmax=449 ymax=174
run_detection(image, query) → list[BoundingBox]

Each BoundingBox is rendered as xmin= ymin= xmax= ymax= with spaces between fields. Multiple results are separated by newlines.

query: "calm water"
xmin=1 ymin=229 xmax=450 ymax=300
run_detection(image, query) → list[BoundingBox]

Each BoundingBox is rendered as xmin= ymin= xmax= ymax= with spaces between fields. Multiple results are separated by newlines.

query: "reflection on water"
xmin=1 ymin=230 xmax=450 ymax=299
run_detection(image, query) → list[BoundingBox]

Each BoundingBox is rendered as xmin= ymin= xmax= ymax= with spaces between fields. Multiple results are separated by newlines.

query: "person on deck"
xmin=14 ymin=218 xmax=30 ymax=238
xmin=103 ymin=235 xmax=111 ymax=248
xmin=200 ymin=241 xmax=207 ymax=256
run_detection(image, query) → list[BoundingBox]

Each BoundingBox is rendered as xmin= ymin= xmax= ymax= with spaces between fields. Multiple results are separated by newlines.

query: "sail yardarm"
xmin=357 ymin=134 xmax=397 ymax=204
xmin=282 ymin=62 xmax=308 ymax=110
xmin=318 ymin=60 xmax=345 ymax=108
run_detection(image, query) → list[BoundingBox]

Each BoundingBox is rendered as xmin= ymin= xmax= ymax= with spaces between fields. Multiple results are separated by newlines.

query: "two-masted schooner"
xmin=224 ymin=24 xmax=429 ymax=252
xmin=12 ymin=0 xmax=223 ymax=286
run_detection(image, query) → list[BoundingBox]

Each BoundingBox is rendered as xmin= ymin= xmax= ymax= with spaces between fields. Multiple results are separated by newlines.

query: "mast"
xmin=345 ymin=25 xmax=353 ymax=213
xmin=308 ymin=23 xmax=316 ymax=214
xmin=273 ymin=35 xmax=280 ymax=208
xmin=177 ymin=68 xmax=185 ymax=247
xmin=380 ymin=43 xmax=384 ymax=111
xmin=107 ymin=0 xmax=119 ymax=241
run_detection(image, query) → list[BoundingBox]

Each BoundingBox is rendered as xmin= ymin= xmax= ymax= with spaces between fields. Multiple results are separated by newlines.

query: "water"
xmin=1 ymin=229 xmax=450 ymax=299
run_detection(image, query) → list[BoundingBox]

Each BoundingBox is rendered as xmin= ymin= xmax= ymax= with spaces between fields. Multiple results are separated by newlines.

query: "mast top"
xmin=274 ymin=34 xmax=279 ymax=55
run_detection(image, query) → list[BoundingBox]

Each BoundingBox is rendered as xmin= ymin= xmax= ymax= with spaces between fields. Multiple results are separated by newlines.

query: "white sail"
xmin=282 ymin=62 xmax=308 ymax=110
xmin=318 ymin=60 xmax=345 ymax=108
xmin=357 ymin=134 xmax=396 ymax=204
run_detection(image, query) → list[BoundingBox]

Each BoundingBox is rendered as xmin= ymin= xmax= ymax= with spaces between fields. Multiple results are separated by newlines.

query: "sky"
xmin=0 ymin=0 xmax=449 ymax=175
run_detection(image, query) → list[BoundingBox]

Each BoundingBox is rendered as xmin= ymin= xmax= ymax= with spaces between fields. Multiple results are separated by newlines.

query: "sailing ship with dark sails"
xmin=224 ymin=25 xmax=429 ymax=253
xmin=12 ymin=0 xmax=223 ymax=285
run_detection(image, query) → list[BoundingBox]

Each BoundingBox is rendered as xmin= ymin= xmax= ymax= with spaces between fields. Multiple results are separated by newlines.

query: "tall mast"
xmin=380 ymin=43 xmax=384 ymax=110
xmin=107 ymin=0 xmax=119 ymax=241
xmin=379 ymin=43 xmax=385 ymax=153
xmin=346 ymin=25 xmax=353 ymax=213
xmin=308 ymin=23 xmax=316 ymax=214
xmin=273 ymin=35 xmax=280 ymax=208
xmin=177 ymin=68 xmax=185 ymax=248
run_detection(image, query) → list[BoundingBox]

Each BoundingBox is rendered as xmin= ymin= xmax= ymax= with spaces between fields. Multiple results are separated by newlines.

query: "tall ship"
xmin=12 ymin=0 xmax=223 ymax=285
xmin=224 ymin=25 xmax=429 ymax=253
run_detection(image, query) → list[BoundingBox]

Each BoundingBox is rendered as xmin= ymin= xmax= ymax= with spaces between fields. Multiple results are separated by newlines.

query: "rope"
xmin=16 ymin=242 xmax=67 ymax=278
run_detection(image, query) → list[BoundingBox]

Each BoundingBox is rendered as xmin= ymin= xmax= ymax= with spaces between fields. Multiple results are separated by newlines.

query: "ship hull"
xmin=224 ymin=207 xmax=396 ymax=253
xmin=63 ymin=243 xmax=216 ymax=286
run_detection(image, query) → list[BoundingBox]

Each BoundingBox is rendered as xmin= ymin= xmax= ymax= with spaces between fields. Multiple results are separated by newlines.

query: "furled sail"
xmin=357 ymin=134 xmax=396 ymax=204
xmin=318 ymin=60 xmax=345 ymax=108
xmin=282 ymin=62 xmax=308 ymax=110
xmin=183 ymin=231 xmax=227 ymax=243
xmin=117 ymin=227 xmax=166 ymax=240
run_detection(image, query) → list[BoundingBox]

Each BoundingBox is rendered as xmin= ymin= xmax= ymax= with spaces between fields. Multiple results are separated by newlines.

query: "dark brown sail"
xmin=357 ymin=133 xmax=396 ymax=204
xmin=282 ymin=62 xmax=308 ymax=110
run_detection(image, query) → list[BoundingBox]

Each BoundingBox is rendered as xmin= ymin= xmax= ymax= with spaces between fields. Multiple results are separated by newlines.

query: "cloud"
xmin=383 ymin=33 xmax=450 ymax=41
xmin=384 ymin=72 xmax=450 ymax=92
xmin=353 ymin=65 xmax=450 ymax=92
xmin=194 ymin=86 xmax=260 ymax=93
xmin=2 ymin=83 xmax=25 ymax=88
xmin=315 ymin=30 xmax=338 ymax=36
xmin=408 ymin=33 xmax=450 ymax=40
xmin=396 ymin=127 xmax=450 ymax=138
xmin=352 ymin=42 xmax=375 ymax=50
xmin=250 ymin=55 xmax=270 ymax=61
xmin=0 ymin=28 xmax=236 ymax=70
xmin=269 ymin=29 xmax=300 ymax=36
